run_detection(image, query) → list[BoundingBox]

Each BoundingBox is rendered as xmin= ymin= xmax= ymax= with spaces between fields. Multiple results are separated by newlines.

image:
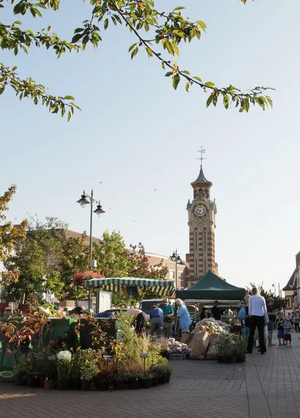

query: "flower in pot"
xmin=236 ymin=336 xmax=247 ymax=362
xmin=216 ymin=335 xmax=232 ymax=363
xmin=56 ymin=350 xmax=72 ymax=390
xmin=80 ymin=362 xmax=99 ymax=390
xmin=13 ymin=358 xmax=30 ymax=386
xmin=138 ymin=372 xmax=154 ymax=389
xmin=69 ymin=352 xmax=81 ymax=390
xmin=127 ymin=373 xmax=141 ymax=390
xmin=109 ymin=372 xmax=130 ymax=390
xmin=150 ymin=364 xmax=172 ymax=384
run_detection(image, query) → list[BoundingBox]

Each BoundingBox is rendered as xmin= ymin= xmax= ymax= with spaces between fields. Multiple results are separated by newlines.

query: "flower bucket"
xmin=158 ymin=376 xmax=165 ymax=385
xmin=113 ymin=381 xmax=126 ymax=390
xmin=57 ymin=379 xmax=70 ymax=390
xmin=139 ymin=378 xmax=152 ymax=389
xmin=14 ymin=374 xmax=27 ymax=386
xmin=222 ymin=355 xmax=232 ymax=364
xmin=71 ymin=378 xmax=81 ymax=390
xmin=80 ymin=379 xmax=92 ymax=391
xmin=27 ymin=375 xmax=38 ymax=388
xmin=164 ymin=373 xmax=171 ymax=384
xmin=151 ymin=376 xmax=159 ymax=387
xmin=95 ymin=381 xmax=109 ymax=391
xmin=44 ymin=379 xmax=54 ymax=390
xmin=128 ymin=378 xmax=140 ymax=390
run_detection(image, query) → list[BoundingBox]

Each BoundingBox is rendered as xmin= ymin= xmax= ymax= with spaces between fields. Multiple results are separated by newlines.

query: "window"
xmin=204 ymin=259 xmax=207 ymax=275
xmin=195 ymin=259 xmax=198 ymax=276
xmin=169 ymin=270 xmax=174 ymax=281
xmin=179 ymin=272 xmax=183 ymax=281
xmin=203 ymin=232 xmax=206 ymax=251
xmin=194 ymin=231 xmax=198 ymax=251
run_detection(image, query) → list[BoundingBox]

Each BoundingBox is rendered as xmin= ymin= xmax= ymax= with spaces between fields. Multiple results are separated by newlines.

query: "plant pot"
xmin=14 ymin=374 xmax=27 ymax=386
xmin=217 ymin=355 xmax=223 ymax=363
xmin=222 ymin=355 xmax=232 ymax=364
xmin=71 ymin=378 xmax=81 ymax=390
xmin=158 ymin=375 xmax=166 ymax=385
xmin=27 ymin=375 xmax=38 ymax=388
xmin=44 ymin=379 xmax=54 ymax=390
xmin=112 ymin=381 xmax=126 ymax=390
xmin=57 ymin=379 xmax=70 ymax=390
xmin=96 ymin=381 xmax=109 ymax=391
xmin=139 ymin=378 xmax=152 ymax=389
xmin=164 ymin=373 xmax=171 ymax=384
xmin=151 ymin=376 xmax=159 ymax=387
xmin=80 ymin=379 xmax=92 ymax=391
xmin=231 ymin=356 xmax=237 ymax=364
xmin=128 ymin=378 xmax=140 ymax=390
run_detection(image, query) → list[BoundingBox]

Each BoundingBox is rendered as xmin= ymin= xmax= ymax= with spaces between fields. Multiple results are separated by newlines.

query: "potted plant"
xmin=94 ymin=372 xmax=110 ymax=391
xmin=127 ymin=373 xmax=140 ymax=390
xmin=56 ymin=350 xmax=72 ymax=390
xmin=216 ymin=335 xmax=232 ymax=363
xmin=236 ymin=336 xmax=247 ymax=362
xmin=69 ymin=352 xmax=81 ymax=390
xmin=13 ymin=358 xmax=30 ymax=386
xmin=109 ymin=371 xmax=130 ymax=390
xmin=150 ymin=365 xmax=166 ymax=385
xmin=80 ymin=363 xmax=99 ymax=391
xmin=138 ymin=372 xmax=154 ymax=389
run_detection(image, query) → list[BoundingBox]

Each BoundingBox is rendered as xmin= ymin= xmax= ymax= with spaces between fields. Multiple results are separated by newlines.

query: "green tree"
xmin=0 ymin=0 xmax=271 ymax=119
xmin=127 ymin=242 xmax=168 ymax=280
xmin=2 ymin=216 xmax=67 ymax=302
xmin=58 ymin=231 xmax=90 ymax=301
xmin=93 ymin=231 xmax=130 ymax=277
xmin=0 ymin=185 xmax=28 ymax=261
xmin=247 ymin=282 xmax=287 ymax=311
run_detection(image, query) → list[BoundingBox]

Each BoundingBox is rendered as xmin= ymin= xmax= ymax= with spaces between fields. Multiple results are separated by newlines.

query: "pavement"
xmin=0 ymin=333 xmax=300 ymax=418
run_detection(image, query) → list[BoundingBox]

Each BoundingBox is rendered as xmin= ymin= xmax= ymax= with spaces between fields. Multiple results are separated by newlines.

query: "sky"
xmin=1 ymin=0 xmax=300 ymax=293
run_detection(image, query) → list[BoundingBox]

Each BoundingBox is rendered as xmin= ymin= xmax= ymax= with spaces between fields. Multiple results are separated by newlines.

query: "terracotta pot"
xmin=44 ymin=379 xmax=54 ymax=390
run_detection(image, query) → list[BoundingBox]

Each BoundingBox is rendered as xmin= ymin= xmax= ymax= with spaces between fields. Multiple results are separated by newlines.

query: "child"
xmin=283 ymin=317 xmax=292 ymax=347
xmin=277 ymin=316 xmax=285 ymax=346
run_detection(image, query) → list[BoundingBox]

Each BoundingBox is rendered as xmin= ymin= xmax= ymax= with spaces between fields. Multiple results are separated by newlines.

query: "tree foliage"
xmin=0 ymin=0 xmax=272 ymax=119
xmin=247 ymin=282 xmax=287 ymax=311
xmin=0 ymin=184 xmax=28 ymax=261
xmin=2 ymin=216 xmax=67 ymax=301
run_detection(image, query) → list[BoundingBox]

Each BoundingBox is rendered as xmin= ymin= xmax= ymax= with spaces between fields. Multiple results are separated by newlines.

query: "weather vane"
xmin=197 ymin=147 xmax=206 ymax=167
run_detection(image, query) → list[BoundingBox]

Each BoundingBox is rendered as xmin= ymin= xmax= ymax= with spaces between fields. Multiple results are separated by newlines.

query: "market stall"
xmin=83 ymin=277 xmax=175 ymax=312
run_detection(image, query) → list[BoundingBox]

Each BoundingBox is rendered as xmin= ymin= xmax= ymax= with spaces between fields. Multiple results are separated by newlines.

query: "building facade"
xmin=185 ymin=165 xmax=217 ymax=287
xmin=283 ymin=251 xmax=300 ymax=310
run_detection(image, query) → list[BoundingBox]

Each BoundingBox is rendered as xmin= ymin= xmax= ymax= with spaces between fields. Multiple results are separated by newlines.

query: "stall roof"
xmin=83 ymin=277 xmax=175 ymax=297
xmin=176 ymin=271 xmax=245 ymax=301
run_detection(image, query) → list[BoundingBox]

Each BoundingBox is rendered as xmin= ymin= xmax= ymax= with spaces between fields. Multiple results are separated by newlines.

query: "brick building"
xmin=185 ymin=163 xmax=218 ymax=287
xmin=283 ymin=251 xmax=300 ymax=310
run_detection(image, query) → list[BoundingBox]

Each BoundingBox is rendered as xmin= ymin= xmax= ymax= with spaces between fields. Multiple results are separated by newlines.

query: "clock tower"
xmin=186 ymin=161 xmax=217 ymax=285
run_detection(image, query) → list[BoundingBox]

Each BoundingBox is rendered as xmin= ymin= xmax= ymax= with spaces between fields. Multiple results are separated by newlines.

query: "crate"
xmin=169 ymin=353 xmax=187 ymax=360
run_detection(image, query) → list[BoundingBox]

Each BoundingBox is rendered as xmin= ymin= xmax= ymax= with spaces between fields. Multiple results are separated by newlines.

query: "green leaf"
xmin=206 ymin=94 xmax=213 ymax=108
xmin=72 ymin=34 xmax=83 ymax=43
xmin=205 ymin=81 xmax=215 ymax=88
xmin=64 ymin=95 xmax=75 ymax=100
xmin=172 ymin=74 xmax=180 ymax=90
xmin=185 ymin=82 xmax=189 ymax=92
xmin=165 ymin=72 xmax=173 ymax=77
xmin=67 ymin=111 xmax=71 ymax=122
xmin=104 ymin=19 xmax=109 ymax=30
xmin=193 ymin=76 xmax=202 ymax=83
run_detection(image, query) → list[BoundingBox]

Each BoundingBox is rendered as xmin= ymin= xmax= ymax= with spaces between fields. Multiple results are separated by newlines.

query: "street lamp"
xmin=170 ymin=249 xmax=181 ymax=289
xmin=77 ymin=189 xmax=105 ymax=269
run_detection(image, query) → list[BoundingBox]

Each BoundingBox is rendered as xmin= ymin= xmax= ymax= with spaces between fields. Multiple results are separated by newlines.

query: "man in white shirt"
xmin=247 ymin=287 xmax=267 ymax=354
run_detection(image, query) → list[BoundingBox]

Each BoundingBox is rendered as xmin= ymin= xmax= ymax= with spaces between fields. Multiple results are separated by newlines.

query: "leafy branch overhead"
xmin=0 ymin=0 xmax=272 ymax=119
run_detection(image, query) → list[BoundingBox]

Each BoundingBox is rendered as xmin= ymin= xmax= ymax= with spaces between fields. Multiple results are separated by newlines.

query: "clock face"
xmin=194 ymin=205 xmax=206 ymax=217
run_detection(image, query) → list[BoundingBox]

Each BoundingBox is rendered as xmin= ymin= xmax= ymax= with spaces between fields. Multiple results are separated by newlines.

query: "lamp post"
xmin=77 ymin=189 xmax=105 ymax=311
xmin=170 ymin=249 xmax=181 ymax=289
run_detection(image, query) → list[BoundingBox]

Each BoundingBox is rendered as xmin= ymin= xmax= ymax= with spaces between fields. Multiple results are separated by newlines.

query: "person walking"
xmin=158 ymin=298 xmax=174 ymax=338
xmin=277 ymin=314 xmax=285 ymax=346
xmin=238 ymin=301 xmax=250 ymax=338
xmin=267 ymin=297 xmax=276 ymax=346
xmin=283 ymin=316 xmax=292 ymax=347
xmin=247 ymin=287 xmax=267 ymax=355
xmin=149 ymin=305 xmax=163 ymax=339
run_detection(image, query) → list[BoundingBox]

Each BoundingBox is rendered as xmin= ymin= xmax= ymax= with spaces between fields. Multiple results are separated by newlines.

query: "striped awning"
xmin=83 ymin=277 xmax=175 ymax=297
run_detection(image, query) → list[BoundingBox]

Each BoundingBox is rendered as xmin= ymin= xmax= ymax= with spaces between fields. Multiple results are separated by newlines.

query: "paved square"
xmin=0 ymin=333 xmax=300 ymax=418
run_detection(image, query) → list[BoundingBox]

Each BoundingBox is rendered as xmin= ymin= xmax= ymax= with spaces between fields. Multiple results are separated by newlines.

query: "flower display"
xmin=195 ymin=318 xmax=230 ymax=335
xmin=73 ymin=271 xmax=105 ymax=286
xmin=157 ymin=338 xmax=190 ymax=355
xmin=57 ymin=350 xmax=72 ymax=362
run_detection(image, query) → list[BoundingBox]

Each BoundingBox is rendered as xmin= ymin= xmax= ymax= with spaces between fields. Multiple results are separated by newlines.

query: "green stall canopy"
xmin=176 ymin=270 xmax=245 ymax=301
xmin=83 ymin=277 xmax=175 ymax=297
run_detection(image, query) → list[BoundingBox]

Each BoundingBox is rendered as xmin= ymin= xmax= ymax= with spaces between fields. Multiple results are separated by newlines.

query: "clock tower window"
xmin=194 ymin=231 xmax=198 ymax=251
xmin=203 ymin=232 xmax=207 ymax=251
xmin=204 ymin=259 xmax=207 ymax=275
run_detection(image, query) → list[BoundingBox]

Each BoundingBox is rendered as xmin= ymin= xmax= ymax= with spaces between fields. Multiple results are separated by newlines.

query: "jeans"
xmin=150 ymin=317 xmax=163 ymax=338
xmin=295 ymin=322 xmax=299 ymax=332
xmin=247 ymin=315 xmax=266 ymax=353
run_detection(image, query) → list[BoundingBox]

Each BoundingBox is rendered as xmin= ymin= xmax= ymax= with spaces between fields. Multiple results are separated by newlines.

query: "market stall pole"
xmin=83 ymin=277 xmax=175 ymax=312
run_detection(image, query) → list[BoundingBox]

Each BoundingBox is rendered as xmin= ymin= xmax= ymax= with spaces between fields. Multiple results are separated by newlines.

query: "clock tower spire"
xmin=186 ymin=151 xmax=217 ymax=285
